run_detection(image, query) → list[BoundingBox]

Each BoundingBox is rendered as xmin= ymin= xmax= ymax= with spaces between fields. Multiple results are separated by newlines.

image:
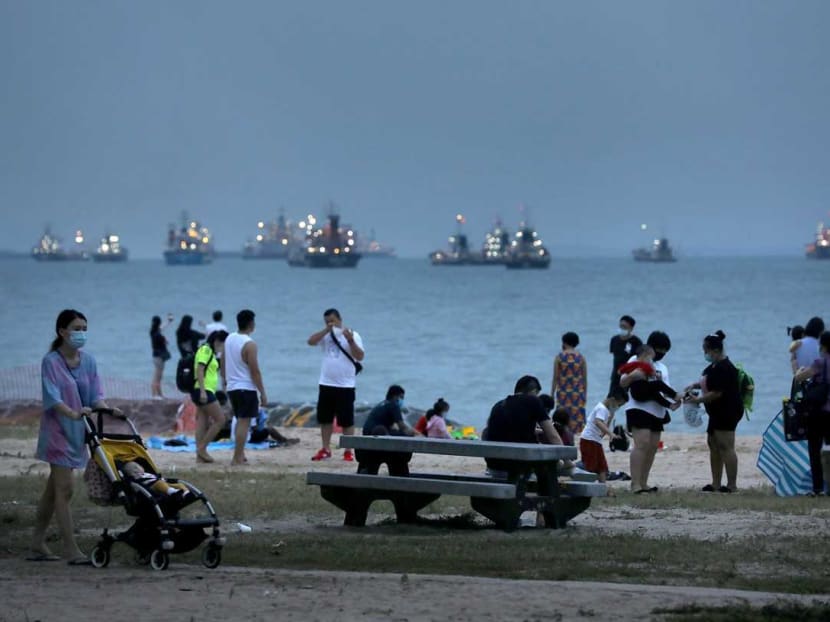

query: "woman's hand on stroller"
xmin=92 ymin=406 xmax=126 ymax=419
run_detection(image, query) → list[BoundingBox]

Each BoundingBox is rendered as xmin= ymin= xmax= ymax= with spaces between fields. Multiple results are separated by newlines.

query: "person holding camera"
xmin=308 ymin=308 xmax=364 ymax=462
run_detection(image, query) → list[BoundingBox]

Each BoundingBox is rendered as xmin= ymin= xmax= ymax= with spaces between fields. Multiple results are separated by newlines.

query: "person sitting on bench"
xmin=356 ymin=385 xmax=415 ymax=476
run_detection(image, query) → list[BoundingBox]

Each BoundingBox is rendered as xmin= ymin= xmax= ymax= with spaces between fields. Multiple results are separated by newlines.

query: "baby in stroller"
xmin=120 ymin=461 xmax=192 ymax=507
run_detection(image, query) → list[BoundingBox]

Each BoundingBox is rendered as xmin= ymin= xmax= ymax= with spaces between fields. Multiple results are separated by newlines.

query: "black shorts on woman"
xmin=626 ymin=408 xmax=667 ymax=432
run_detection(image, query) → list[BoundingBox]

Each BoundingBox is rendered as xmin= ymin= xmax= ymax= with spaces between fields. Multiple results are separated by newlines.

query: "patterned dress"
xmin=36 ymin=350 xmax=103 ymax=469
xmin=554 ymin=350 xmax=587 ymax=433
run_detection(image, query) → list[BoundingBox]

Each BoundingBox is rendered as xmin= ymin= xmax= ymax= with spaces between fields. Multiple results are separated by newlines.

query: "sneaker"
xmin=343 ymin=449 xmax=354 ymax=462
xmin=311 ymin=448 xmax=332 ymax=461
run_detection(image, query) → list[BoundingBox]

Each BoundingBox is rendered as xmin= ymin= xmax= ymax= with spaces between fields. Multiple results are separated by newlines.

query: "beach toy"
xmin=683 ymin=401 xmax=703 ymax=428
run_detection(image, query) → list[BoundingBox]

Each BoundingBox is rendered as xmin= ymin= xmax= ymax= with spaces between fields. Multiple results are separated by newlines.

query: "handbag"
xmin=783 ymin=399 xmax=808 ymax=442
xmin=802 ymin=358 xmax=829 ymax=414
xmin=84 ymin=459 xmax=115 ymax=505
xmin=330 ymin=329 xmax=363 ymax=375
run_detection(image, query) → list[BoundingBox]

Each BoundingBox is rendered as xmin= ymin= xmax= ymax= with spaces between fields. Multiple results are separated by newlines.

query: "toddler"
xmin=618 ymin=344 xmax=681 ymax=410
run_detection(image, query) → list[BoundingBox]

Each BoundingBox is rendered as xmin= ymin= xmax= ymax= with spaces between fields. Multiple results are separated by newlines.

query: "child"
xmin=121 ymin=461 xmax=190 ymax=502
xmin=789 ymin=325 xmax=805 ymax=373
xmin=416 ymin=398 xmax=449 ymax=436
xmin=618 ymin=344 xmax=682 ymax=410
xmin=551 ymin=406 xmax=575 ymax=446
xmin=426 ymin=398 xmax=452 ymax=439
xmin=579 ymin=389 xmax=627 ymax=484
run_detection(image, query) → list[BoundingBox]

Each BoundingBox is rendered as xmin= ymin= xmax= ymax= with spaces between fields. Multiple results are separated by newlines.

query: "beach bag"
xmin=783 ymin=398 xmax=808 ymax=442
xmin=736 ymin=363 xmax=755 ymax=420
xmin=84 ymin=459 xmax=114 ymax=505
xmin=176 ymin=350 xmax=214 ymax=392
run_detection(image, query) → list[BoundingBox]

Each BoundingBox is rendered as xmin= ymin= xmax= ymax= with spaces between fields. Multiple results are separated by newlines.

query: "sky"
xmin=1 ymin=0 xmax=829 ymax=258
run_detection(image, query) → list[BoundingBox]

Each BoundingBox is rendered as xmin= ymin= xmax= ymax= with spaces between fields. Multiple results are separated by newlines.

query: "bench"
xmin=307 ymin=436 xmax=606 ymax=530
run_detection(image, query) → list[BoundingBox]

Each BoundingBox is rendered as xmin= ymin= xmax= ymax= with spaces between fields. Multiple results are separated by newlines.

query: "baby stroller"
xmin=83 ymin=408 xmax=224 ymax=571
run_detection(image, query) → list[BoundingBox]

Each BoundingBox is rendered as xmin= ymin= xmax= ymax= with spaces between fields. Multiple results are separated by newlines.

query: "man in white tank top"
xmin=225 ymin=309 xmax=268 ymax=466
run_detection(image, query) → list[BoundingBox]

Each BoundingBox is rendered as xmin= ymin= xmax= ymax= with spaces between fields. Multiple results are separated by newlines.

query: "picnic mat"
xmin=756 ymin=410 xmax=812 ymax=496
xmin=147 ymin=436 xmax=272 ymax=452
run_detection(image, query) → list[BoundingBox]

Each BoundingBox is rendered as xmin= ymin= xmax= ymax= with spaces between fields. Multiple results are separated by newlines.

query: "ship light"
xmin=180 ymin=241 xmax=187 ymax=249
xmin=344 ymin=247 xmax=350 ymax=253
xmin=516 ymin=232 xmax=523 ymax=238
xmin=101 ymin=243 xmax=110 ymax=252
xmin=334 ymin=248 xmax=340 ymax=254
xmin=75 ymin=232 xmax=84 ymax=244
xmin=320 ymin=246 xmax=326 ymax=253
xmin=308 ymin=216 xmax=317 ymax=225
xmin=256 ymin=234 xmax=263 ymax=242
xmin=347 ymin=230 xmax=353 ymax=236
xmin=449 ymin=236 xmax=456 ymax=243
xmin=347 ymin=239 xmax=354 ymax=246
xmin=539 ymin=250 xmax=545 ymax=256
xmin=258 ymin=221 xmax=264 ymax=229
xmin=299 ymin=221 xmax=306 ymax=229
xmin=534 ymin=240 xmax=542 ymax=247
xmin=190 ymin=222 xmax=197 ymax=228
xmin=202 ymin=237 xmax=209 ymax=244
xmin=111 ymin=235 xmax=119 ymax=242
xmin=190 ymin=243 xmax=197 ymax=250
xmin=281 ymin=239 xmax=288 ymax=245
xmin=309 ymin=247 xmax=317 ymax=253
xmin=821 ymin=240 xmax=829 ymax=247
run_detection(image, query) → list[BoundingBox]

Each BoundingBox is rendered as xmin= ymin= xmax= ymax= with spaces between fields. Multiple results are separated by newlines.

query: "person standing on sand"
xmin=608 ymin=315 xmax=643 ymax=397
xmin=552 ymin=332 xmax=587 ymax=434
xmin=31 ymin=309 xmax=121 ymax=564
xmin=308 ymin=308 xmax=365 ymax=462
xmin=224 ymin=310 xmax=268 ymax=466
xmin=683 ymin=331 xmax=744 ymax=493
xmin=193 ymin=330 xmax=229 ymax=464
xmin=204 ymin=310 xmax=228 ymax=339
xmin=620 ymin=330 xmax=672 ymax=494
xmin=149 ymin=314 xmax=173 ymax=399
xmin=794 ymin=330 xmax=830 ymax=496
xmin=176 ymin=315 xmax=205 ymax=358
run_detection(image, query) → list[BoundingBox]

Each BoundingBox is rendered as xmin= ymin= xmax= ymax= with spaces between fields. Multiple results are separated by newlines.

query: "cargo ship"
xmin=31 ymin=228 xmax=90 ymax=261
xmin=505 ymin=224 xmax=551 ymax=269
xmin=361 ymin=229 xmax=396 ymax=259
xmin=164 ymin=214 xmax=214 ymax=265
xmin=242 ymin=212 xmax=295 ymax=259
xmin=288 ymin=210 xmax=361 ymax=268
xmin=430 ymin=214 xmax=488 ymax=265
xmin=805 ymin=222 xmax=830 ymax=259
xmin=633 ymin=237 xmax=677 ymax=263
xmin=93 ymin=233 xmax=128 ymax=262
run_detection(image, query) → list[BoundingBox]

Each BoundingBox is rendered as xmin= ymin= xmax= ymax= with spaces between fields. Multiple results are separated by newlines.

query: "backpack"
xmin=735 ymin=363 xmax=754 ymax=420
xmin=176 ymin=349 xmax=214 ymax=393
xmin=609 ymin=424 xmax=630 ymax=452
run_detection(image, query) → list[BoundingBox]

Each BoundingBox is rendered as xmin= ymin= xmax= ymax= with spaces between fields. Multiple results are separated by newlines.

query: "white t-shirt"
xmin=225 ymin=332 xmax=256 ymax=392
xmin=623 ymin=355 xmax=671 ymax=419
xmin=319 ymin=328 xmax=364 ymax=388
xmin=205 ymin=321 xmax=228 ymax=337
xmin=582 ymin=401 xmax=612 ymax=444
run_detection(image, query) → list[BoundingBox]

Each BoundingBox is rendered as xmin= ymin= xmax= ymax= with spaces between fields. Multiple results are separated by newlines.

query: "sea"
xmin=1 ymin=256 xmax=828 ymax=436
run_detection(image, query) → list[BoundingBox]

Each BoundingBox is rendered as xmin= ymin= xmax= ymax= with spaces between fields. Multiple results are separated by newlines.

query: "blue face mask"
xmin=397 ymin=398 xmax=405 ymax=409
xmin=68 ymin=330 xmax=87 ymax=349
xmin=618 ymin=328 xmax=630 ymax=337
xmin=704 ymin=353 xmax=714 ymax=364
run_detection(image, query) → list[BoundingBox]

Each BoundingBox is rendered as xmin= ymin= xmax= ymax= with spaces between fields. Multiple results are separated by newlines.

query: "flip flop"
xmin=718 ymin=486 xmax=733 ymax=493
xmin=26 ymin=553 xmax=61 ymax=562
xmin=701 ymin=484 xmax=715 ymax=492
xmin=67 ymin=557 xmax=92 ymax=566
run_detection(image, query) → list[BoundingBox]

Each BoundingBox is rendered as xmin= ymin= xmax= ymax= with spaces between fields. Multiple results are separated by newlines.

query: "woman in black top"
xmin=176 ymin=315 xmax=205 ymax=358
xmin=684 ymin=331 xmax=743 ymax=493
xmin=149 ymin=314 xmax=173 ymax=398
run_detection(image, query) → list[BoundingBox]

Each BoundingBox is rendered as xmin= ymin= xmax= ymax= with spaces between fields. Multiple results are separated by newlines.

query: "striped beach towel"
xmin=756 ymin=410 xmax=812 ymax=496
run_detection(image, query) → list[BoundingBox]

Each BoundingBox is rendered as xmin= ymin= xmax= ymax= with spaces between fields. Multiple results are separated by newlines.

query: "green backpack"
xmin=736 ymin=363 xmax=754 ymax=420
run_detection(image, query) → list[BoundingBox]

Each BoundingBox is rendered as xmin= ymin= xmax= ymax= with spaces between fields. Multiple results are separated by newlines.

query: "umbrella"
xmin=756 ymin=410 xmax=812 ymax=496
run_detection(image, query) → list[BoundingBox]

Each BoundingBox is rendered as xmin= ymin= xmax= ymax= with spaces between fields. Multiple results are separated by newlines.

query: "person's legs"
xmin=629 ymin=427 xmax=651 ymax=491
xmin=707 ymin=432 xmax=723 ymax=489
xmin=230 ymin=390 xmax=257 ymax=465
xmin=31 ymin=469 xmax=57 ymax=556
xmin=336 ymin=388 xmax=356 ymax=460
xmin=316 ymin=385 xmax=336 ymax=455
xmin=50 ymin=465 xmax=84 ymax=560
xmin=200 ymin=401 xmax=226 ymax=457
xmin=151 ymin=359 xmax=163 ymax=398
xmin=806 ymin=417 xmax=825 ymax=493
xmin=320 ymin=423 xmax=333 ymax=450
xmin=233 ymin=418 xmax=252 ymax=465
xmin=194 ymin=407 xmax=209 ymax=458
xmin=713 ymin=430 xmax=738 ymax=491
xmin=640 ymin=431 xmax=661 ymax=490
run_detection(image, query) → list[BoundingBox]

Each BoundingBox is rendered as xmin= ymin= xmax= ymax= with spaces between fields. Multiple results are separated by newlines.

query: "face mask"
xmin=618 ymin=328 xmax=630 ymax=337
xmin=68 ymin=330 xmax=87 ymax=349
xmin=704 ymin=354 xmax=714 ymax=364
xmin=397 ymin=399 xmax=405 ymax=409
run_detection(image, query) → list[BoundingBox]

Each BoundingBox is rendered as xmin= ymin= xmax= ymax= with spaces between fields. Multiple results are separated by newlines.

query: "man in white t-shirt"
xmin=204 ymin=310 xmax=229 ymax=339
xmin=307 ymin=308 xmax=365 ymax=462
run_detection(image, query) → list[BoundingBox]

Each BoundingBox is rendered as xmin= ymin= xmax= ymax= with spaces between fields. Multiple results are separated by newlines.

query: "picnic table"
xmin=307 ymin=436 xmax=606 ymax=531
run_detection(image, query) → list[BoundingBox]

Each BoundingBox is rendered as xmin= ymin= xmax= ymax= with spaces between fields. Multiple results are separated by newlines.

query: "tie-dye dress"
xmin=554 ymin=350 xmax=587 ymax=433
xmin=36 ymin=350 xmax=103 ymax=469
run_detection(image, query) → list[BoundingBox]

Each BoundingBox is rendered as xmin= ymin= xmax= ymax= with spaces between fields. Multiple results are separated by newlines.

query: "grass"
xmin=3 ymin=471 xmax=830 ymax=595
xmin=653 ymin=601 xmax=830 ymax=621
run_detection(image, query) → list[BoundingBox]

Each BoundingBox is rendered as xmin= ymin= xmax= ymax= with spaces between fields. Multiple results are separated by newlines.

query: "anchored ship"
xmin=31 ymin=228 xmax=90 ymax=261
xmin=633 ymin=237 xmax=677 ymax=263
xmin=430 ymin=214 xmax=487 ymax=265
xmin=361 ymin=229 xmax=396 ymax=259
xmin=288 ymin=209 xmax=361 ymax=268
xmin=805 ymin=222 xmax=830 ymax=259
xmin=243 ymin=212 xmax=295 ymax=259
xmin=93 ymin=233 xmax=128 ymax=262
xmin=505 ymin=223 xmax=551 ymax=269
xmin=164 ymin=214 xmax=213 ymax=265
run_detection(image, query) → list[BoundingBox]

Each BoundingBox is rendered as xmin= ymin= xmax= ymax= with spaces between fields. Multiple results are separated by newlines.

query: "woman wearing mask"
xmin=31 ymin=309 xmax=119 ymax=564
xmin=193 ymin=330 xmax=229 ymax=463
xmin=620 ymin=331 xmax=672 ymax=493
xmin=149 ymin=314 xmax=173 ymax=399
xmin=684 ymin=331 xmax=744 ymax=493
xmin=176 ymin=315 xmax=205 ymax=358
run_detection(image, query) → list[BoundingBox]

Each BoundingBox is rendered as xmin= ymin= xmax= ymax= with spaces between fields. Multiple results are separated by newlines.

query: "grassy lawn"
xmin=2 ymin=470 xmax=830 ymax=595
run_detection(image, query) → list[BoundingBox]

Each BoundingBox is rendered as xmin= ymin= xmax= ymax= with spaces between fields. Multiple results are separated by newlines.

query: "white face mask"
xmin=618 ymin=328 xmax=630 ymax=337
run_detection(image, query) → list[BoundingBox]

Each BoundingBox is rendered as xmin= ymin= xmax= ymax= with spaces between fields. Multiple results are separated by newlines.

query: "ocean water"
xmin=1 ymin=256 xmax=828 ymax=435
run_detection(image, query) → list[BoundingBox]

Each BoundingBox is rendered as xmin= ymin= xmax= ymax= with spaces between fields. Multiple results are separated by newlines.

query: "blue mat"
xmin=147 ymin=436 xmax=272 ymax=452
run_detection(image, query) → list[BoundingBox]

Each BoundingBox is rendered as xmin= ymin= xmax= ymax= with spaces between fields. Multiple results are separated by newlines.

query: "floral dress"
xmin=554 ymin=350 xmax=587 ymax=433
xmin=36 ymin=350 xmax=103 ymax=469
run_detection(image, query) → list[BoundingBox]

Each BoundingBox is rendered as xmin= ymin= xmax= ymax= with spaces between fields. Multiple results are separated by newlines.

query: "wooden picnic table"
xmin=307 ymin=436 xmax=604 ymax=530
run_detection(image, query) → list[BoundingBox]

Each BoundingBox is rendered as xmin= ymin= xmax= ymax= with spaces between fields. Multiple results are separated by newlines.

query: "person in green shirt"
xmin=193 ymin=330 xmax=229 ymax=463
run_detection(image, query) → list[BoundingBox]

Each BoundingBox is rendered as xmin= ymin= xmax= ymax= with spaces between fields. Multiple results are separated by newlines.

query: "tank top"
xmin=224 ymin=332 xmax=256 ymax=391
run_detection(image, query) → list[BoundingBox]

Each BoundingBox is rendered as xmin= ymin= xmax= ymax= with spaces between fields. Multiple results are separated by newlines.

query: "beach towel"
xmin=147 ymin=436 xmax=272 ymax=453
xmin=756 ymin=411 xmax=811 ymax=496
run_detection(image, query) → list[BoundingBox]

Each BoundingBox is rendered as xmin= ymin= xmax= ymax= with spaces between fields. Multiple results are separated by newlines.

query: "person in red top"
xmin=618 ymin=345 xmax=681 ymax=411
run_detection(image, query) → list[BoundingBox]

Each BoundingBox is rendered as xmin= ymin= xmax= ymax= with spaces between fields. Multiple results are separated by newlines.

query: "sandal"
xmin=701 ymin=484 xmax=715 ymax=492
xmin=718 ymin=486 xmax=733 ymax=493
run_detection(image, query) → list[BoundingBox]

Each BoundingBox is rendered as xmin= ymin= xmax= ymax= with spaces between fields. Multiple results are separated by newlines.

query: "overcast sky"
xmin=2 ymin=1 xmax=828 ymax=258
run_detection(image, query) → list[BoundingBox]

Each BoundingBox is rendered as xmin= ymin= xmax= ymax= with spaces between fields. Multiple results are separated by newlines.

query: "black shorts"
xmin=229 ymin=389 xmax=259 ymax=419
xmin=626 ymin=408 xmax=665 ymax=433
xmin=190 ymin=389 xmax=217 ymax=405
xmin=707 ymin=413 xmax=743 ymax=434
xmin=316 ymin=385 xmax=356 ymax=427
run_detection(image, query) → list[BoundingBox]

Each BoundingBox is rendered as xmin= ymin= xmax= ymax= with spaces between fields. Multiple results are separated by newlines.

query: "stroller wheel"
xmin=90 ymin=545 xmax=110 ymax=569
xmin=202 ymin=545 xmax=221 ymax=569
xmin=135 ymin=551 xmax=151 ymax=566
xmin=149 ymin=549 xmax=170 ymax=571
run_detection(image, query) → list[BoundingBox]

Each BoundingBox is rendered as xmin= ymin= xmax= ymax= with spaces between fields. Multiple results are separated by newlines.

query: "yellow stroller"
xmin=83 ymin=408 xmax=224 ymax=571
